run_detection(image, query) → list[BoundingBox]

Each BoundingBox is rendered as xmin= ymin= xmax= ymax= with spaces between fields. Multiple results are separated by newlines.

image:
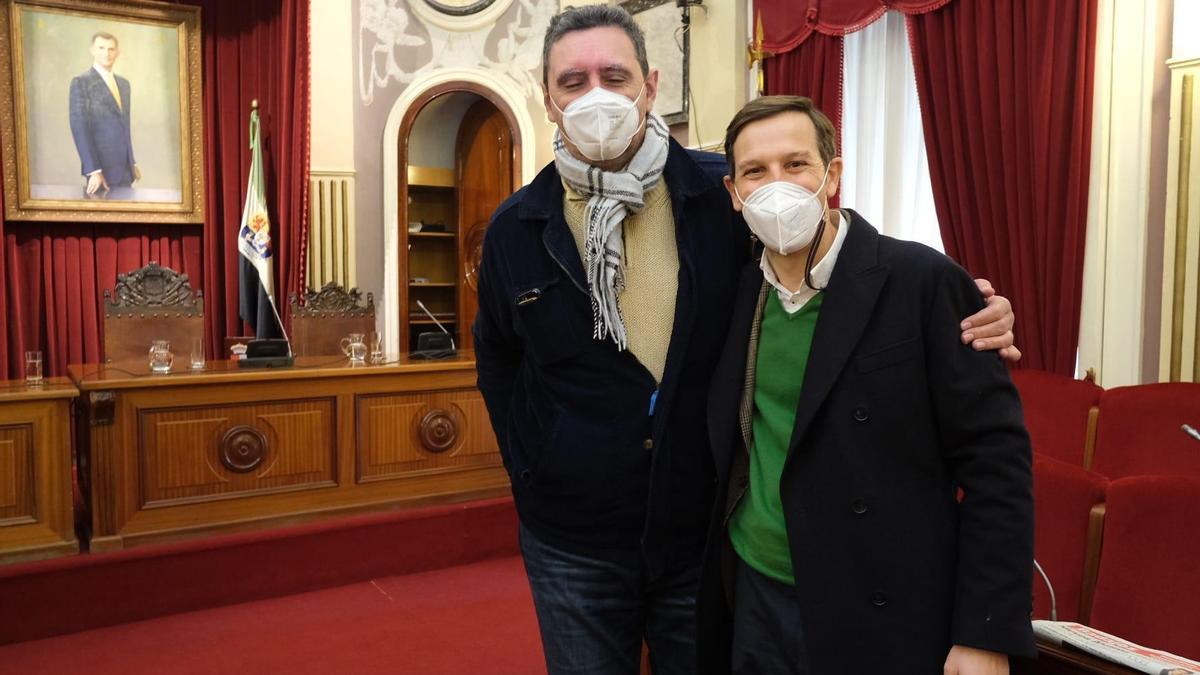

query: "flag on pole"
xmin=238 ymin=103 xmax=282 ymax=338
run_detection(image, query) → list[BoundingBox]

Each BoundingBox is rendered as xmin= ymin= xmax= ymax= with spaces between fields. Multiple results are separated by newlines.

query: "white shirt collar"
xmin=93 ymin=64 xmax=114 ymax=80
xmin=759 ymin=209 xmax=851 ymax=313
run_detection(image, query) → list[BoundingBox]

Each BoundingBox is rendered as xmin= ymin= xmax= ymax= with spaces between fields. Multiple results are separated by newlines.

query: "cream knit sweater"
xmin=563 ymin=179 xmax=678 ymax=383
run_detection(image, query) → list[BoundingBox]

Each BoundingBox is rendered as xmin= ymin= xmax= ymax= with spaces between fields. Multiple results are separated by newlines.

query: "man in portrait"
xmin=68 ymin=31 xmax=139 ymax=195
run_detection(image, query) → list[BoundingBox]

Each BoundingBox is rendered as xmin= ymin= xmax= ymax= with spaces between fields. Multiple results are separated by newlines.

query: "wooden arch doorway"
xmin=397 ymin=82 xmax=521 ymax=352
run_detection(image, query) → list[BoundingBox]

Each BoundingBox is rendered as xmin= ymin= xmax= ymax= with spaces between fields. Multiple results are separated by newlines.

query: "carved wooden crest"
xmin=290 ymin=282 xmax=375 ymax=318
xmin=103 ymin=262 xmax=203 ymax=317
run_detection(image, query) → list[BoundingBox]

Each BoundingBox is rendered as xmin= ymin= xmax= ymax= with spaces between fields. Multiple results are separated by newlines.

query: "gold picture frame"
xmin=0 ymin=0 xmax=203 ymax=223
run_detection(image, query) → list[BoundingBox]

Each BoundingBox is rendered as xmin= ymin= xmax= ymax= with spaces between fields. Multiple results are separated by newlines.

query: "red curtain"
xmin=2 ymin=224 xmax=200 ymax=379
xmin=0 ymin=1 xmax=309 ymax=379
xmin=908 ymin=0 xmax=1097 ymax=374
xmin=201 ymin=0 xmax=311 ymax=355
xmin=763 ymin=32 xmax=844 ymax=149
xmin=756 ymin=0 xmax=952 ymax=52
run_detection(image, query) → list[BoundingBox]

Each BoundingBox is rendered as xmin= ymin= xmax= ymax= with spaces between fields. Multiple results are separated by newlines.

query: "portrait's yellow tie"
xmin=105 ymin=75 xmax=122 ymax=111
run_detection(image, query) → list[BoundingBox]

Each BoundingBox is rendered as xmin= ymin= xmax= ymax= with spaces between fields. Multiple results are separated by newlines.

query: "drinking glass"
xmin=368 ymin=331 xmax=384 ymax=364
xmin=189 ymin=336 xmax=205 ymax=370
xmin=24 ymin=351 xmax=43 ymax=385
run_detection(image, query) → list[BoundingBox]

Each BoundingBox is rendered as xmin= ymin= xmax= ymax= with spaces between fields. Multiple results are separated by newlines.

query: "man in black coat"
xmin=695 ymin=96 xmax=1035 ymax=674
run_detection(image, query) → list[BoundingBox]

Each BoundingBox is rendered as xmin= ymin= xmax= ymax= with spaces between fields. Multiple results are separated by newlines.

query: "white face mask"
xmin=551 ymin=83 xmax=646 ymax=162
xmin=734 ymin=171 xmax=830 ymax=255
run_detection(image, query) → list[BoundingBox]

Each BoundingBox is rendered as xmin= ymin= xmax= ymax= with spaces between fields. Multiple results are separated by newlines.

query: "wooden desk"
xmin=0 ymin=378 xmax=79 ymax=563
xmin=70 ymin=354 xmax=507 ymax=551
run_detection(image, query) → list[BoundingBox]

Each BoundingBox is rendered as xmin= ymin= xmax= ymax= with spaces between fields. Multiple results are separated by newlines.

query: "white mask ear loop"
xmin=733 ymin=183 xmax=748 ymax=207
xmin=548 ymin=92 xmax=577 ymax=147
xmin=810 ymin=166 xmax=831 ymax=202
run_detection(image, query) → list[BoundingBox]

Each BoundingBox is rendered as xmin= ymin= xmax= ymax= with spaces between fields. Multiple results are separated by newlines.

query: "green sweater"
xmin=729 ymin=291 xmax=824 ymax=585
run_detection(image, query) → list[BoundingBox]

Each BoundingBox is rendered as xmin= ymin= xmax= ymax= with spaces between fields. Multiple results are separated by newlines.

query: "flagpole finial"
xmin=251 ymin=99 xmax=259 ymax=110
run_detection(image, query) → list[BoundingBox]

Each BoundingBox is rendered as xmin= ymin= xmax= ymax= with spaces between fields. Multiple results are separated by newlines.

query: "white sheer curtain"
xmin=840 ymin=11 xmax=943 ymax=252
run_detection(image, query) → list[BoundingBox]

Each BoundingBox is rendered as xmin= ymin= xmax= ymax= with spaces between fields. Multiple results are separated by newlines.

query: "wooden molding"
xmin=219 ymin=425 xmax=268 ymax=473
xmin=419 ymin=408 xmax=458 ymax=453
xmin=291 ymin=281 xmax=374 ymax=316
xmin=1079 ymin=502 xmax=1107 ymax=624
xmin=1083 ymin=406 xmax=1099 ymax=469
xmin=104 ymin=262 xmax=203 ymax=316
xmin=1168 ymin=73 xmax=1193 ymax=381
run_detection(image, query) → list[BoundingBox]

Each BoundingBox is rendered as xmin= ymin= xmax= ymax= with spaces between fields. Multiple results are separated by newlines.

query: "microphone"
xmin=416 ymin=300 xmax=455 ymax=350
xmin=266 ymin=291 xmax=293 ymax=357
xmin=1183 ymin=424 xmax=1200 ymax=442
xmin=237 ymin=291 xmax=296 ymax=368
xmin=410 ymin=300 xmax=456 ymax=360
xmin=1034 ymin=559 xmax=1057 ymax=621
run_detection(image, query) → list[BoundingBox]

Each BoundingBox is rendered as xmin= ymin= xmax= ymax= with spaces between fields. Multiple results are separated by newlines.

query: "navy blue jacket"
xmin=473 ymin=139 xmax=748 ymax=569
xmin=69 ymin=68 xmax=136 ymax=187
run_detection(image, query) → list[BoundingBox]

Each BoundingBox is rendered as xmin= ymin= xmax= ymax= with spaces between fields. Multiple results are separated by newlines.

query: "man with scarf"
xmin=472 ymin=6 xmax=1019 ymax=674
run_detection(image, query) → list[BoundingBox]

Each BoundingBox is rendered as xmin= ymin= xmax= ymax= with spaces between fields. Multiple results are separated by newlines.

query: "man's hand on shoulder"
xmin=962 ymin=278 xmax=1021 ymax=362
xmin=944 ymin=645 xmax=1008 ymax=675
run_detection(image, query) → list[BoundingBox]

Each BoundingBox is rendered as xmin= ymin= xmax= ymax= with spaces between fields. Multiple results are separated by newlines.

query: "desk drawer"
xmin=138 ymin=398 xmax=337 ymax=507
xmin=356 ymin=389 xmax=500 ymax=482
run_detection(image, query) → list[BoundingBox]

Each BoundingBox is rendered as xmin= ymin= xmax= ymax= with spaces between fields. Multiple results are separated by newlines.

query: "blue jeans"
xmin=519 ymin=524 xmax=701 ymax=675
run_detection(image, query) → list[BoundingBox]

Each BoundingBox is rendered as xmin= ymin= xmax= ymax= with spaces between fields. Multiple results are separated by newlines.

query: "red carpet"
xmin=0 ymin=555 xmax=546 ymax=674
xmin=0 ymin=498 xmax=520 ymax=645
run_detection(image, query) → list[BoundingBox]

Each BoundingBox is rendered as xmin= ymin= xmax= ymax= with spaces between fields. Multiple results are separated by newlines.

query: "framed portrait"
xmin=0 ymin=0 xmax=203 ymax=223
xmin=620 ymin=0 xmax=689 ymax=125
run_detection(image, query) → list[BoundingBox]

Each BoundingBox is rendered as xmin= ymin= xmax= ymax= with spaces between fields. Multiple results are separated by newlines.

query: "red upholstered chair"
xmin=1089 ymin=476 xmax=1200 ymax=660
xmin=1011 ymin=369 xmax=1102 ymax=466
xmin=1091 ymin=383 xmax=1200 ymax=479
xmin=1032 ymin=456 xmax=1107 ymax=623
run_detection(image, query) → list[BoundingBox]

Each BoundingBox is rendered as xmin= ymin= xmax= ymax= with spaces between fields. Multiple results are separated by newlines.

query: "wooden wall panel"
xmin=0 ymin=425 xmax=35 ymax=524
xmin=257 ymin=410 xmax=333 ymax=481
xmin=139 ymin=399 xmax=337 ymax=506
xmin=0 ymin=384 xmax=79 ymax=564
xmin=149 ymin=416 xmax=228 ymax=492
xmin=454 ymin=395 xmax=499 ymax=457
xmin=356 ymin=388 xmax=500 ymax=482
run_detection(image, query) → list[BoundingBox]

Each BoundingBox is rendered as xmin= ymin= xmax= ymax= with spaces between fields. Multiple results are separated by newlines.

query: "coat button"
xmin=871 ymin=592 xmax=888 ymax=607
xmin=852 ymin=499 xmax=868 ymax=515
xmin=643 ymin=438 xmax=654 ymax=450
xmin=853 ymin=406 xmax=869 ymax=422
xmin=519 ymin=469 xmax=532 ymax=484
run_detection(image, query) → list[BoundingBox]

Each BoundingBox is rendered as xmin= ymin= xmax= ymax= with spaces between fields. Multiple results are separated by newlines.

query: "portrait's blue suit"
xmin=68 ymin=68 xmax=135 ymax=187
